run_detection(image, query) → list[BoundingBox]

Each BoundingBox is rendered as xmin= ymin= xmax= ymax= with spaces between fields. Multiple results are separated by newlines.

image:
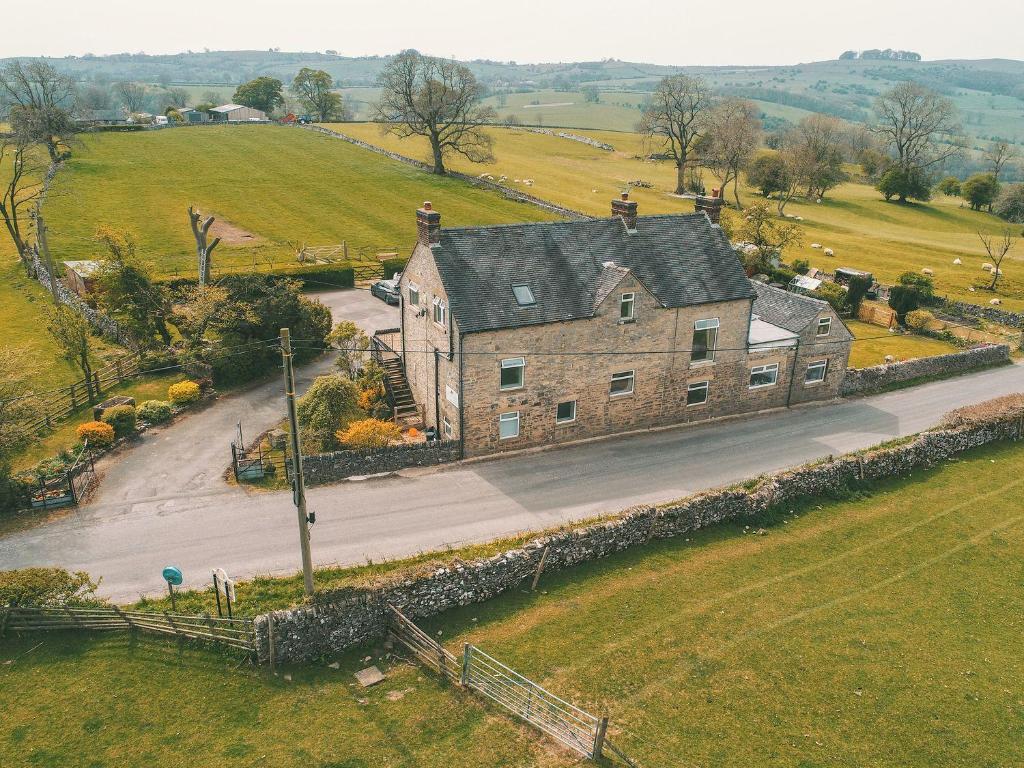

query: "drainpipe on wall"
xmin=785 ymin=337 xmax=801 ymax=408
xmin=433 ymin=348 xmax=441 ymax=432
xmin=458 ymin=333 xmax=466 ymax=459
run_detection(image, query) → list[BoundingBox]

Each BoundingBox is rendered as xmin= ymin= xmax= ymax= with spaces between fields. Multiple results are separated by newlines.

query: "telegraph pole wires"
xmin=280 ymin=327 xmax=314 ymax=596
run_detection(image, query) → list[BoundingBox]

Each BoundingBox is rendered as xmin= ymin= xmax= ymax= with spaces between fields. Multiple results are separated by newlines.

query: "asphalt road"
xmin=3 ymin=358 xmax=1021 ymax=601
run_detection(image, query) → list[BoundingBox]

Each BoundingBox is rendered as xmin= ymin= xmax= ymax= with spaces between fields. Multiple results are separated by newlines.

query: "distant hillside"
xmin=3 ymin=50 xmax=1022 ymax=148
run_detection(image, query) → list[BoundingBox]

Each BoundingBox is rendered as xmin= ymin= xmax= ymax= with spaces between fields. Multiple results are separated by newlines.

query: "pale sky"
xmin=3 ymin=0 xmax=1022 ymax=66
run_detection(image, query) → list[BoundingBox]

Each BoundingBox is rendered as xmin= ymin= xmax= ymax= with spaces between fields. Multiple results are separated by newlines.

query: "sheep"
xmin=884 ymin=355 xmax=896 ymax=363
xmin=514 ymin=179 xmax=521 ymax=183
xmin=968 ymin=286 xmax=976 ymax=292
xmin=811 ymin=243 xmax=822 ymax=249
xmin=990 ymin=298 xmax=1002 ymax=305
xmin=952 ymin=257 xmax=962 ymax=265
xmin=795 ymin=216 xmax=804 ymax=221
xmin=992 ymin=267 xmax=1004 ymax=276
xmin=823 ymin=248 xmax=835 ymax=257
xmin=982 ymin=262 xmax=994 ymax=271
xmin=592 ymin=188 xmax=598 ymax=193
xmin=922 ymin=268 xmax=934 ymax=276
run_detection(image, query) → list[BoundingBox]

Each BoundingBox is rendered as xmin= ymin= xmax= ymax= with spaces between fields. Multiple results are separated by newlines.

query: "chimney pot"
xmin=422 ymin=201 xmax=433 ymax=210
xmin=694 ymin=191 xmax=724 ymax=224
xmin=416 ymin=203 xmax=441 ymax=247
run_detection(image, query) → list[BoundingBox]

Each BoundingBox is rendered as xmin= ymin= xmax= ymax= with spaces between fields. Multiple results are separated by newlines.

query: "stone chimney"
xmin=694 ymin=188 xmax=724 ymax=225
xmin=416 ymin=201 xmax=441 ymax=247
xmin=611 ymin=191 xmax=639 ymax=231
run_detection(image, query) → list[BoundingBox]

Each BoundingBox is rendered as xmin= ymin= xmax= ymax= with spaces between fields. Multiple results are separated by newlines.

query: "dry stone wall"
xmin=302 ymin=440 xmax=461 ymax=485
xmin=840 ymin=344 xmax=1010 ymax=396
xmin=255 ymin=407 xmax=1024 ymax=664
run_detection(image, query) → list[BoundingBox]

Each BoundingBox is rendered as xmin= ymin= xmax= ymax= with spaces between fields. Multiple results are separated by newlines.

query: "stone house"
xmin=396 ymin=194 xmax=852 ymax=458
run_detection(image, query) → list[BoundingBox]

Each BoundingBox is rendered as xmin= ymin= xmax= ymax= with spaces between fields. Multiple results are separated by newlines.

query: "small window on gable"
xmin=408 ymin=283 xmax=420 ymax=306
xmin=512 ymin=284 xmax=535 ymax=306
xmin=432 ymin=297 xmax=447 ymax=326
xmin=620 ymin=292 xmax=635 ymax=321
xmin=817 ymin=316 xmax=832 ymax=336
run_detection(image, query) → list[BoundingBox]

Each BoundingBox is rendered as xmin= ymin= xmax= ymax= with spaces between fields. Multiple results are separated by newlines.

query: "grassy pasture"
xmin=42 ymin=125 xmax=559 ymax=278
xmin=330 ymin=123 xmax=1023 ymax=310
xmin=846 ymin=319 xmax=961 ymax=368
xmin=3 ymin=439 xmax=1024 ymax=767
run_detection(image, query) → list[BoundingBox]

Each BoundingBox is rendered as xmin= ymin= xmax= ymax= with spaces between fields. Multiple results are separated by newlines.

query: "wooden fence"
xmin=1 ymin=605 xmax=256 ymax=653
xmin=22 ymin=352 xmax=144 ymax=434
xmin=386 ymin=605 xmax=633 ymax=764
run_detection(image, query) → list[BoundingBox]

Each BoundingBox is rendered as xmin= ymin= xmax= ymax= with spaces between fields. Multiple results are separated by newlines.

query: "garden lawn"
xmin=3 ymin=439 xmax=1024 ymax=767
xmin=846 ymin=319 xmax=961 ymax=368
xmin=42 ymin=125 xmax=560 ymax=278
xmin=329 ymin=124 xmax=1023 ymax=311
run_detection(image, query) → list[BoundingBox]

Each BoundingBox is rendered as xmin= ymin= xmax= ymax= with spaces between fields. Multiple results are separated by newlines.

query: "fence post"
xmin=531 ymin=545 xmax=550 ymax=592
xmin=593 ymin=716 xmax=609 ymax=760
xmin=69 ymin=382 xmax=77 ymax=409
xmin=460 ymin=643 xmax=470 ymax=687
xmin=115 ymin=358 xmax=123 ymax=383
xmin=92 ymin=371 xmax=101 ymax=401
xmin=437 ymin=643 xmax=446 ymax=677
xmin=267 ymin=613 xmax=277 ymax=674
xmin=231 ymin=443 xmax=240 ymax=481
xmin=112 ymin=604 xmax=133 ymax=631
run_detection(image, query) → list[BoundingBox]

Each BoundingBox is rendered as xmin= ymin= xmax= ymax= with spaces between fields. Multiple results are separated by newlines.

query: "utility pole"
xmin=281 ymin=328 xmax=314 ymax=596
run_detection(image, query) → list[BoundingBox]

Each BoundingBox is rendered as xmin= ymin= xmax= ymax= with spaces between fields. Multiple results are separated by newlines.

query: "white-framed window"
xmin=442 ymin=415 xmax=453 ymax=438
xmin=499 ymin=411 xmax=520 ymax=439
xmin=610 ymin=370 xmax=635 ymax=396
xmin=749 ymin=363 xmax=780 ymax=388
xmin=499 ymin=357 xmax=525 ymax=390
xmin=432 ymin=297 xmax=447 ymax=326
xmin=619 ymin=292 xmax=635 ymax=321
xmin=512 ymin=284 xmax=535 ymax=306
xmin=817 ymin=316 xmax=832 ymax=336
xmin=691 ymin=318 xmax=719 ymax=363
xmin=556 ymin=400 xmax=577 ymax=423
xmin=687 ymin=380 xmax=709 ymax=406
xmin=408 ymin=283 xmax=420 ymax=306
xmin=805 ymin=359 xmax=828 ymax=384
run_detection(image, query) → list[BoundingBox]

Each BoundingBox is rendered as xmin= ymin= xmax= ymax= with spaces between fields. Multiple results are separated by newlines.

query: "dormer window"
xmin=512 ymin=284 xmax=535 ymax=306
xmin=619 ymin=292 xmax=635 ymax=321
xmin=817 ymin=317 xmax=832 ymax=336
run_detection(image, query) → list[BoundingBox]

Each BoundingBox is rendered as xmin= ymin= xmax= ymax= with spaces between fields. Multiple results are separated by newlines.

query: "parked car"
xmin=370 ymin=279 xmax=400 ymax=305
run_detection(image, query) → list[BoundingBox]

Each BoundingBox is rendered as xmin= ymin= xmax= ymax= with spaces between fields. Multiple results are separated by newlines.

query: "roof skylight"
xmin=512 ymin=284 xmax=536 ymax=306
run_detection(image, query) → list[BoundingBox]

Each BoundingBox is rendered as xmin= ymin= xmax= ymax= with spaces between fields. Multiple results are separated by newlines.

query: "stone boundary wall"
xmin=840 ymin=344 xmax=1011 ymax=396
xmin=301 ymin=124 xmax=589 ymax=221
xmin=932 ymin=296 xmax=1024 ymax=330
xmin=523 ymin=127 xmax=614 ymax=151
xmin=301 ymin=440 xmax=462 ymax=485
xmin=254 ymin=409 xmax=1024 ymax=664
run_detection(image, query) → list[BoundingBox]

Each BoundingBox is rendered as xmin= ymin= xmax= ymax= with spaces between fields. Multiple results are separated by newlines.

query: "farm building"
xmin=62 ymin=260 xmax=101 ymax=296
xmin=209 ymin=104 xmax=268 ymax=122
xmin=178 ymin=108 xmax=211 ymax=124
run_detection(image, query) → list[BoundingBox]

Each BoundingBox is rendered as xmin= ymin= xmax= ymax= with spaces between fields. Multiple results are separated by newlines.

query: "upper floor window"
xmin=620 ymin=292 xmax=635 ymax=321
xmin=408 ymin=283 xmax=420 ymax=306
xmin=817 ymin=317 xmax=832 ymax=336
xmin=749 ymin=363 xmax=780 ymax=389
xmin=691 ymin=318 xmax=719 ymax=363
xmin=610 ymin=370 xmax=635 ymax=396
xmin=500 ymin=357 xmax=525 ymax=390
xmin=432 ymin=297 xmax=447 ymax=326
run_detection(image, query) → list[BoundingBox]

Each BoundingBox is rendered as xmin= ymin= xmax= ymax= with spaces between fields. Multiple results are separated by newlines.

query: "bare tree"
xmin=0 ymin=135 xmax=45 ymax=262
xmin=115 ymin=81 xmax=147 ymax=114
xmin=638 ymin=74 xmax=713 ymax=195
xmin=47 ymin=305 xmax=98 ymax=402
xmin=0 ymin=60 xmax=77 ymax=162
xmin=786 ymin=114 xmax=849 ymax=201
xmin=375 ymin=50 xmax=496 ymax=175
xmin=872 ymin=81 xmax=962 ymax=178
xmin=978 ymin=229 xmax=1016 ymax=291
xmin=983 ymin=141 xmax=1018 ymax=182
xmin=703 ymin=98 xmax=761 ymax=207
xmin=188 ymin=206 xmax=220 ymax=285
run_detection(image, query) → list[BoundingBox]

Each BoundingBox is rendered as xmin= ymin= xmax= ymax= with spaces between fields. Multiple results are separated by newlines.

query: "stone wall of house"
xmin=788 ymin=305 xmax=854 ymax=406
xmin=841 ymin=344 xmax=1011 ymax=396
xmin=302 ymin=440 xmax=462 ymax=485
xmin=253 ymin=409 xmax=1024 ymax=664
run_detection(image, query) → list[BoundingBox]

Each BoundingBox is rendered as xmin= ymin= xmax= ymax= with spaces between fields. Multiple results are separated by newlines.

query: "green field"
xmin=846 ymin=320 xmax=961 ymax=368
xmin=3 ymin=438 xmax=1023 ymax=767
xmin=43 ymin=125 xmax=560 ymax=277
xmin=329 ymin=123 xmax=1023 ymax=311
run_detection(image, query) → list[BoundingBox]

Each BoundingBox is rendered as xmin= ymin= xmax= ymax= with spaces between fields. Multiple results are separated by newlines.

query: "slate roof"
xmin=430 ymin=213 xmax=754 ymax=334
xmin=750 ymin=281 xmax=852 ymax=338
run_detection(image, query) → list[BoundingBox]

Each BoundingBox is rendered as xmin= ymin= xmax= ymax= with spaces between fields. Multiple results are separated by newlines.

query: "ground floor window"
xmin=442 ymin=415 xmax=453 ymax=438
xmin=687 ymin=380 xmax=709 ymax=406
xmin=610 ymin=370 xmax=635 ymax=396
xmin=499 ymin=411 xmax=520 ymax=439
xmin=749 ymin=363 xmax=780 ymax=389
xmin=556 ymin=400 xmax=577 ymax=423
xmin=805 ymin=359 xmax=828 ymax=384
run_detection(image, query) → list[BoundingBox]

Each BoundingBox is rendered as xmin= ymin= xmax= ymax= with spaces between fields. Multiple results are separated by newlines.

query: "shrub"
xmin=888 ymin=285 xmax=920 ymax=323
xmin=941 ymin=393 xmax=1024 ymax=429
xmin=0 ymin=567 xmax=101 ymax=607
xmin=297 ymin=374 xmax=361 ymax=452
xmin=936 ymin=176 xmax=961 ymax=197
xmin=961 ymin=173 xmax=999 ymax=211
xmin=282 ymin=263 xmax=355 ymax=288
xmin=337 ymin=418 xmax=403 ymax=449
xmin=993 ymin=183 xmax=1024 ymax=223
xmin=904 ymin=309 xmax=935 ymax=331
xmin=76 ymin=421 xmax=115 ymax=448
xmin=846 ymin=274 xmax=873 ymax=315
xmin=137 ymin=400 xmax=173 ymax=424
xmin=877 ymin=166 xmax=932 ymax=202
xmin=168 ymin=380 xmax=201 ymax=405
xmin=811 ymin=281 xmax=846 ymax=312
xmin=0 ymin=474 xmax=33 ymax=515
xmin=101 ymin=404 xmax=137 ymax=437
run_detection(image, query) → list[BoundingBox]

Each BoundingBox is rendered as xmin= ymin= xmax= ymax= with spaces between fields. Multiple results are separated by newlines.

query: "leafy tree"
xmin=845 ymin=274 xmax=873 ymax=315
xmin=0 ymin=61 xmax=77 ymax=162
xmin=993 ymin=183 xmax=1024 ymax=223
xmin=375 ymin=51 xmax=496 ymax=175
xmin=92 ymin=227 xmax=172 ymax=347
xmin=291 ymin=68 xmax=343 ymax=121
xmin=961 ymin=173 xmax=999 ymax=211
xmin=704 ymin=98 xmax=761 ymax=207
xmin=736 ymin=202 xmax=803 ymax=270
xmin=637 ymin=74 xmax=713 ymax=194
xmin=327 ymin=320 xmax=369 ymax=377
xmin=47 ymin=305 xmax=98 ymax=401
xmin=233 ymin=76 xmax=284 ymax=114
xmin=877 ymin=165 xmax=932 ymax=203
xmin=936 ymin=176 xmax=961 ymax=197
xmin=811 ymin=281 xmax=846 ymax=312
xmin=745 ymin=154 xmax=790 ymax=198
xmin=581 ymin=86 xmax=600 ymax=103
xmin=296 ymin=374 xmax=361 ymax=452
xmin=888 ymin=271 xmax=934 ymax=323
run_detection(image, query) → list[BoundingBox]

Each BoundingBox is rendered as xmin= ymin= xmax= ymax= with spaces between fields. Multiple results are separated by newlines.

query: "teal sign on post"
xmin=162 ymin=566 xmax=183 ymax=586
